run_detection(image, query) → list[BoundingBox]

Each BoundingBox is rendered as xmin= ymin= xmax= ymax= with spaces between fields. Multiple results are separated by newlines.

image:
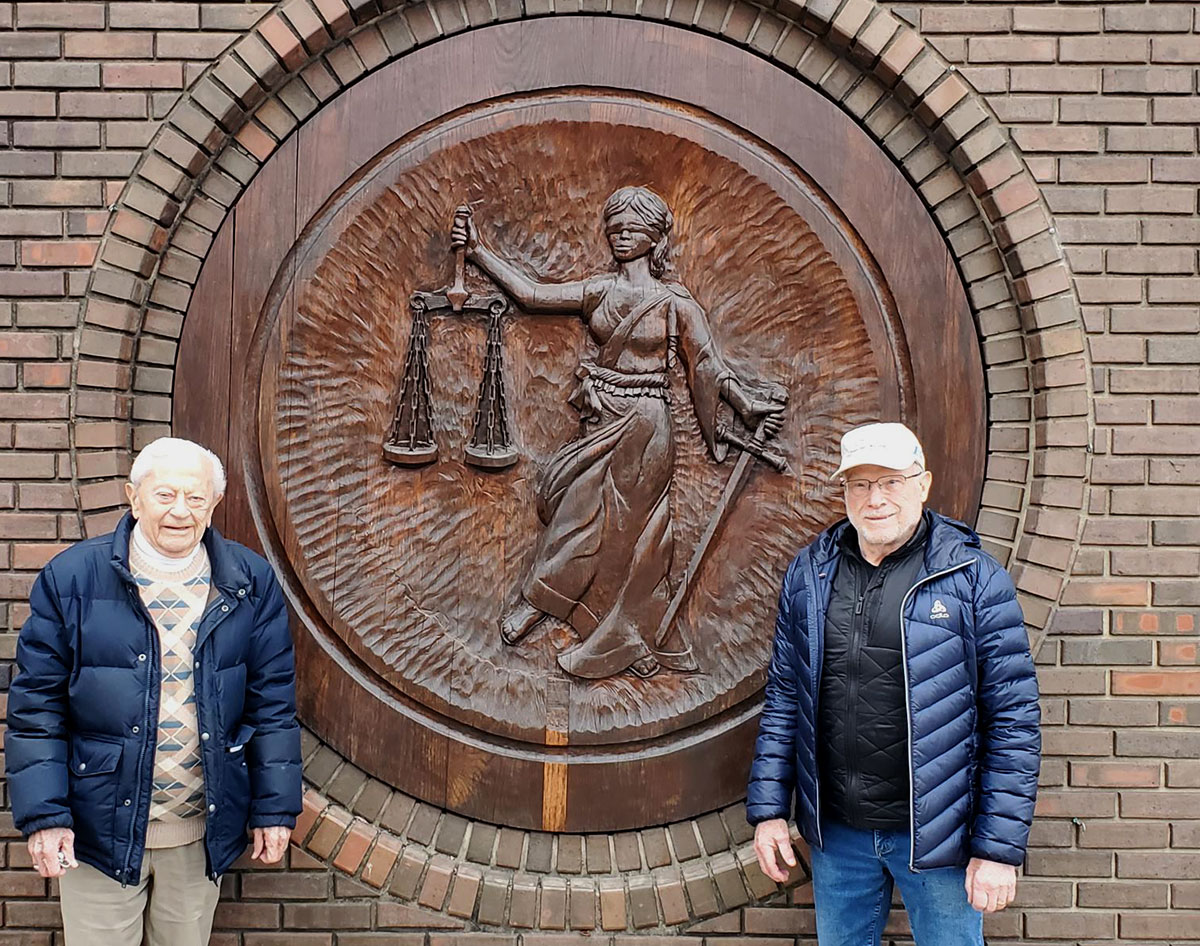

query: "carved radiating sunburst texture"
xmin=265 ymin=111 xmax=884 ymax=746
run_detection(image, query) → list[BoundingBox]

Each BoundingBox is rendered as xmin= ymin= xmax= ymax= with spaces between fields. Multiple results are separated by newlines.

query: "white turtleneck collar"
xmin=131 ymin=521 xmax=204 ymax=574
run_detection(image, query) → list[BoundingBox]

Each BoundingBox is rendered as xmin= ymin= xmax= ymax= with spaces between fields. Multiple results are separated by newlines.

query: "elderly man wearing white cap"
xmin=745 ymin=422 xmax=1040 ymax=946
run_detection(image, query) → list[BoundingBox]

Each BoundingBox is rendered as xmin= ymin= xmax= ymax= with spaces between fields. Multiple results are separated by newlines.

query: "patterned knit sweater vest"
xmin=130 ymin=540 xmax=212 ymax=849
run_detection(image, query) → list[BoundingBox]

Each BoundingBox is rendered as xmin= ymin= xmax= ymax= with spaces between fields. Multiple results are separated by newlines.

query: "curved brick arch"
xmin=65 ymin=0 xmax=1088 ymax=923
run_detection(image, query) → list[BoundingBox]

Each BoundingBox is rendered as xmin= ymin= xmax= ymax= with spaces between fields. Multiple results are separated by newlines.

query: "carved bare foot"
xmin=630 ymin=655 xmax=661 ymax=679
xmin=500 ymin=601 xmax=546 ymax=645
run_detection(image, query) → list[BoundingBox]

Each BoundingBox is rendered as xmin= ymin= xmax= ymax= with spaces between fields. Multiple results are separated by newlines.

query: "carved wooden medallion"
xmin=181 ymin=20 xmax=984 ymax=831
xmin=260 ymin=90 xmax=895 ymax=742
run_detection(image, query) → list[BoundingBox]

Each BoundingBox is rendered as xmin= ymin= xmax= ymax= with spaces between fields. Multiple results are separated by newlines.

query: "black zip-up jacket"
xmin=817 ymin=513 xmax=930 ymax=829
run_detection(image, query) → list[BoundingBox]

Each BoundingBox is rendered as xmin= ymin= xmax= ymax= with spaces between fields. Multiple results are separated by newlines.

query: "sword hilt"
xmin=718 ymin=424 xmax=788 ymax=473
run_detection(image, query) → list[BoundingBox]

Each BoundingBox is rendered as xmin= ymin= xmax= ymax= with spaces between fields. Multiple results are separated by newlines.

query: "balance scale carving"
xmin=383 ymin=206 xmax=519 ymax=470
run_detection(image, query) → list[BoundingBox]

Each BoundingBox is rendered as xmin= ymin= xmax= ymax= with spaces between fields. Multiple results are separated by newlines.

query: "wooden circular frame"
xmin=175 ymin=18 xmax=984 ymax=832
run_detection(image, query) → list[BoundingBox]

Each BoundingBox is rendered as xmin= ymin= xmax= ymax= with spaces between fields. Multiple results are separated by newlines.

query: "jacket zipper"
xmin=897 ymin=558 xmax=975 ymax=872
xmin=122 ymin=586 xmax=160 ymax=885
xmin=808 ymin=556 xmax=828 ymax=849
xmin=845 ymin=570 xmax=867 ymax=824
xmin=195 ymin=593 xmax=235 ymax=879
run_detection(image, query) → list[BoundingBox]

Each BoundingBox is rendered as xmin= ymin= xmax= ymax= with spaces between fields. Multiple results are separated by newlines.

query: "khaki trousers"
xmin=59 ymin=840 xmax=221 ymax=946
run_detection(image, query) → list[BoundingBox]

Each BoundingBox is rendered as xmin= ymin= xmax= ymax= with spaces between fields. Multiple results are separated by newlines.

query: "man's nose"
xmin=866 ymin=484 xmax=889 ymax=504
xmin=168 ymin=495 xmax=190 ymax=517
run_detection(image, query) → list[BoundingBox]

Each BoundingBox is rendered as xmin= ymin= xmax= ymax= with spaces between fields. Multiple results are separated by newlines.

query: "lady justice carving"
xmin=439 ymin=186 xmax=787 ymax=680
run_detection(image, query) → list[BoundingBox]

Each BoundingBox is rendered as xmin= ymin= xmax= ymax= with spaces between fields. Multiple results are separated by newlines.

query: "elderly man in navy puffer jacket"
xmin=5 ymin=437 xmax=302 ymax=946
xmin=747 ymin=423 xmax=1040 ymax=946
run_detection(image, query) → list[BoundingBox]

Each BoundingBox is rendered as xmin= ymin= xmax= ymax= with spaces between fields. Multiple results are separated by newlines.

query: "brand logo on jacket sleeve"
xmin=930 ymin=599 xmax=950 ymax=620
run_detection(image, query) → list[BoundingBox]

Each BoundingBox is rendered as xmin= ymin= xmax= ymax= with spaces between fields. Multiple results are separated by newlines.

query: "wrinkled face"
xmin=604 ymin=209 xmax=658 ymax=263
xmin=842 ymin=462 xmax=932 ymax=554
xmin=125 ymin=455 xmax=222 ymax=558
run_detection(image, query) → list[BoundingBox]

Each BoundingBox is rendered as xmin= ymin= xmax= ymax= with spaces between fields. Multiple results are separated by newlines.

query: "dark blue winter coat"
xmin=5 ymin=513 xmax=303 ymax=883
xmin=746 ymin=511 xmax=1040 ymax=870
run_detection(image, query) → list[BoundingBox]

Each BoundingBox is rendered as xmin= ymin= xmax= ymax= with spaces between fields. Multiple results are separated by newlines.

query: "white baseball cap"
xmin=832 ymin=422 xmax=925 ymax=479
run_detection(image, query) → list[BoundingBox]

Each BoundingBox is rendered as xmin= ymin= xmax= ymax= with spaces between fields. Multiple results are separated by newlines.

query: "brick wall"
xmin=1 ymin=1 xmax=1198 ymax=943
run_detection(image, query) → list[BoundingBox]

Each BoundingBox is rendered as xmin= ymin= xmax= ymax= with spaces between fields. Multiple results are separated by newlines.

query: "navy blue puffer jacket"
xmin=5 ymin=513 xmax=302 ymax=883
xmin=746 ymin=511 xmax=1040 ymax=870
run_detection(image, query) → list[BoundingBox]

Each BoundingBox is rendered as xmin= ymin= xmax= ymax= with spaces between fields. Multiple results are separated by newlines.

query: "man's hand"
xmin=753 ymin=818 xmax=797 ymax=883
xmin=28 ymin=827 xmax=77 ymax=878
xmin=965 ymin=857 xmax=1017 ymax=913
xmin=252 ymin=825 xmax=291 ymax=864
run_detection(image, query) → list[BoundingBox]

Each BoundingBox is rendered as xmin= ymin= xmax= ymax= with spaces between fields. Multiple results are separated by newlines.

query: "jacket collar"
xmin=809 ymin=509 xmax=981 ymax=574
xmin=109 ymin=511 xmax=250 ymax=594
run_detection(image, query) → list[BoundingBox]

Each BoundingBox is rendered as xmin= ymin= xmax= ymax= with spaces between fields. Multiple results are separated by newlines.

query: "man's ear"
xmin=125 ymin=481 xmax=139 ymax=517
xmin=920 ymin=470 xmax=933 ymax=502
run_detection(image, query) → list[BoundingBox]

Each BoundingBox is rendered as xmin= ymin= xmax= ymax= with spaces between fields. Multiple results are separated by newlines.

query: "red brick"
xmin=212 ymin=902 xmax=281 ymax=929
xmin=332 ymin=819 xmax=375 ymax=874
xmin=17 ymin=3 xmax=105 ymax=28
xmin=59 ymin=91 xmax=148 ymax=119
xmin=1026 ymin=849 xmax=1113 ymax=878
xmin=0 ymin=90 xmax=56 ymax=117
xmin=1012 ymin=65 xmax=1101 ymax=93
xmin=1118 ymin=851 xmax=1200 ymax=879
xmin=240 ymin=872 xmax=329 ymax=900
xmin=1015 ymin=7 xmax=1100 ymax=32
xmin=1027 ymin=911 xmax=1116 ymax=940
xmin=1114 ymin=672 xmax=1200 ymax=696
xmin=1121 ymin=912 xmax=1200 ymax=941
xmin=12 ymin=61 xmax=100 ymax=88
xmin=1060 ymin=580 xmax=1150 ymax=607
xmin=1107 ymin=6 xmax=1192 ymax=31
xmin=20 ymin=240 xmax=98 ymax=268
xmin=279 ymin=901 xmax=374 ymax=928
xmin=1079 ymin=880 xmax=1169 ymax=908
xmin=155 ymin=31 xmax=237 ymax=59
xmin=257 ymin=13 xmax=307 ymax=71
xmin=292 ymin=790 xmax=327 ymax=845
xmin=65 ymin=30 xmax=155 ymax=58
xmin=968 ymin=35 xmax=1055 ymax=63
xmin=110 ymin=2 xmax=200 ymax=28
xmin=0 ymin=31 xmax=62 ymax=57
xmin=0 ymin=513 xmax=59 ymax=540
xmin=204 ymin=4 xmax=273 ymax=30
xmin=1105 ymin=65 xmax=1194 ymax=95
xmin=102 ymin=61 xmax=185 ymax=89
xmin=1071 ymin=763 xmax=1160 ymax=789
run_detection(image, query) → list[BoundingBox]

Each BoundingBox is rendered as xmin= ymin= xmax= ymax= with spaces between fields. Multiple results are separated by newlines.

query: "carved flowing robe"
xmin=522 ymin=276 xmax=734 ymax=678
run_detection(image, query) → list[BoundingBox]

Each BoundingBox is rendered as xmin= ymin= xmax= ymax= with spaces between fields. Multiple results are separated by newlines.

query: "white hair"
xmin=130 ymin=437 xmax=227 ymax=496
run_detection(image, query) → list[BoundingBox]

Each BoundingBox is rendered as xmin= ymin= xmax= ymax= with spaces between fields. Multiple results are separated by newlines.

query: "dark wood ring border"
xmin=227 ymin=18 xmax=985 ymax=834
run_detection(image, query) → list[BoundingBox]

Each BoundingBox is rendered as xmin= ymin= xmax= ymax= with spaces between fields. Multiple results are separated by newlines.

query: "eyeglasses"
xmin=842 ymin=471 xmax=925 ymax=499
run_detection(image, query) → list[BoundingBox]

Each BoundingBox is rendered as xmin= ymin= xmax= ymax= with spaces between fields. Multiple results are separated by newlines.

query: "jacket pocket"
xmin=226 ymin=724 xmax=255 ymax=755
xmin=69 ymin=733 xmax=122 ymax=777
xmin=67 ymin=734 xmax=124 ymax=859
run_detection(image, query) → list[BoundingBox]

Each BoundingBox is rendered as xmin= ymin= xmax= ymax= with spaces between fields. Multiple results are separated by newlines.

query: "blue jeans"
xmin=810 ymin=820 xmax=984 ymax=946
